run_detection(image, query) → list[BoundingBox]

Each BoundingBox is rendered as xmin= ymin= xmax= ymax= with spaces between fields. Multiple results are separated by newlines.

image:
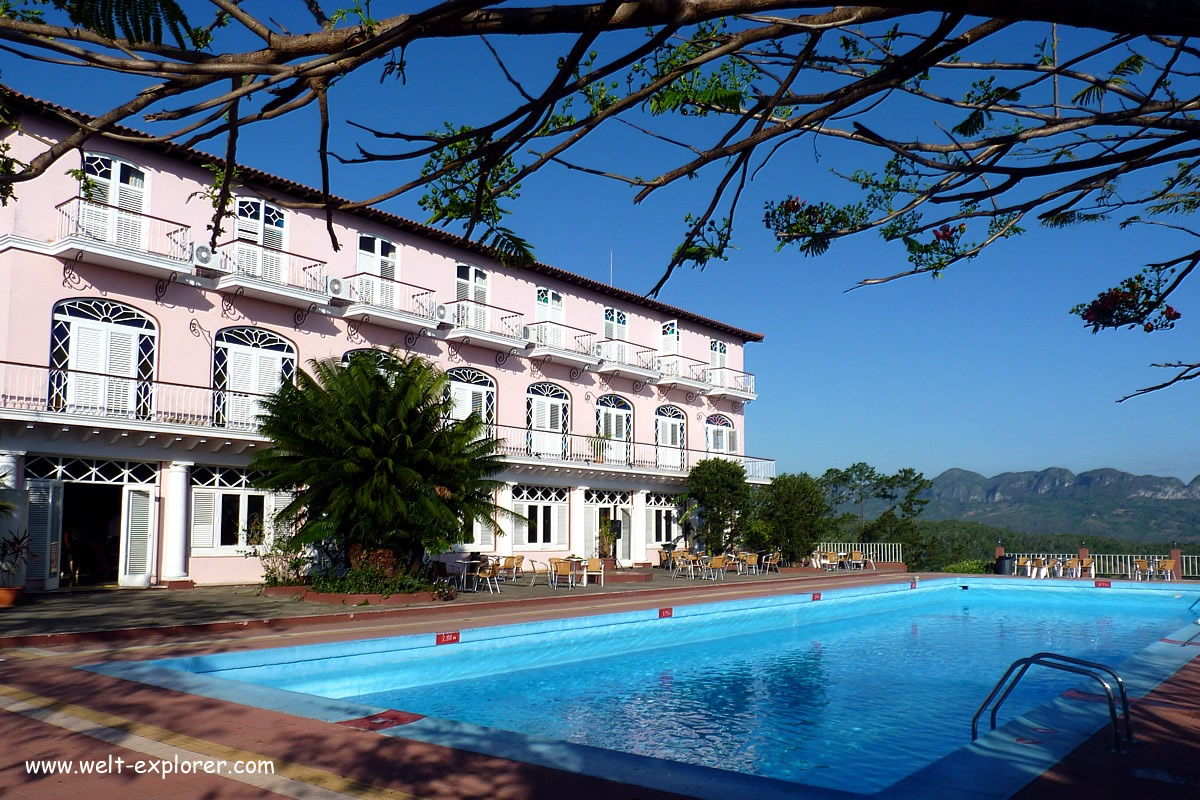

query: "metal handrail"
xmin=972 ymin=652 xmax=1130 ymax=751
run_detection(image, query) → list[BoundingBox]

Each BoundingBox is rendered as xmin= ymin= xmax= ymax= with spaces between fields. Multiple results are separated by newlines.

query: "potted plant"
xmin=0 ymin=530 xmax=33 ymax=607
xmin=597 ymin=518 xmax=618 ymax=570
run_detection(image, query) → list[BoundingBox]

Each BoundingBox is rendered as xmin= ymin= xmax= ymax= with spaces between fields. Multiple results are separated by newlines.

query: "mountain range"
xmin=919 ymin=468 xmax=1200 ymax=543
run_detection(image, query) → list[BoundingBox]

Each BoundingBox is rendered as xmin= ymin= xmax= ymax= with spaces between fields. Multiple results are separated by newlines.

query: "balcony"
xmin=525 ymin=321 xmax=601 ymax=370
xmin=491 ymin=423 xmax=775 ymax=483
xmin=205 ymin=240 xmax=328 ymax=308
xmin=594 ymin=339 xmax=658 ymax=381
xmin=0 ymin=361 xmax=271 ymax=444
xmin=53 ymin=197 xmax=192 ymax=278
xmin=442 ymin=300 xmax=529 ymax=355
xmin=339 ymin=273 xmax=440 ymax=332
xmin=650 ymin=354 xmax=710 ymax=394
xmin=703 ymin=366 xmax=757 ymax=401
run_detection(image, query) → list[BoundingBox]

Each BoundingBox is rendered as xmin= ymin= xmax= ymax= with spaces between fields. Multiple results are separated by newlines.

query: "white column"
xmin=631 ymin=488 xmax=648 ymax=565
xmin=569 ymin=485 xmax=588 ymax=556
xmin=495 ymin=482 xmax=515 ymax=556
xmin=161 ymin=461 xmax=192 ymax=580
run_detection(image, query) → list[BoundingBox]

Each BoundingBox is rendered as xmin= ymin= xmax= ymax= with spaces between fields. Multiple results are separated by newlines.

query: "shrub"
xmin=940 ymin=558 xmax=993 ymax=574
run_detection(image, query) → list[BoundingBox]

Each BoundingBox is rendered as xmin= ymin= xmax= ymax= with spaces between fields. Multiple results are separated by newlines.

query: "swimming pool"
xmin=89 ymin=578 xmax=1200 ymax=799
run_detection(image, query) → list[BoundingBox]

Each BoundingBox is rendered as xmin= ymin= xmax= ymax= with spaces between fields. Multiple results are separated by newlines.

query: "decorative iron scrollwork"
xmin=569 ymin=366 xmax=583 ymax=381
xmin=632 ymin=380 xmax=645 ymax=393
xmin=61 ymin=254 xmax=94 ymax=291
xmin=188 ymin=318 xmax=212 ymax=346
xmin=154 ymin=272 xmax=179 ymax=301
xmin=346 ymin=315 xmax=368 ymax=344
xmin=293 ymin=303 xmax=320 ymax=328
xmin=686 ymin=391 xmax=698 ymax=403
xmin=732 ymin=401 xmax=744 ymax=413
xmin=447 ymin=339 xmax=466 ymax=363
xmin=220 ymin=286 xmax=245 ymax=319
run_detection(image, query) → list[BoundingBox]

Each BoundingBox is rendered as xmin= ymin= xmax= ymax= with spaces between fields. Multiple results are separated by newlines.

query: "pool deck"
xmin=2 ymin=571 xmax=1198 ymax=799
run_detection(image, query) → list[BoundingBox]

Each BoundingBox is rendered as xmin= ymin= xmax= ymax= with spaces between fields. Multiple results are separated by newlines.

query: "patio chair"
xmin=704 ymin=555 xmax=728 ymax=581
xmin=1031 ymin=557 xmax=1048 ymax=579
xmin=1015 ymin=556 xmax=1030 ymax=576
xmin=1080 ymin=557 xmax=1095 ymax=579
xmin=762 ymin=552 xmax=782 ymax=575
xmin=1131 ymin=559 xmax=1150 ymax=581
xmin=823 ymin=551 xmax=840 ymax=571
xmin=742 ymin=552 xmax=760 ymax=575
xmin=1155 ymin=559 xmax=1177 ymax=581
xmin=467 ymin=559 xmax=501 ymax=594
xmin=584 ymin=558 xmax=605 ymax=587
xmin=672 ymin=552 xmax=700 ymax=579
xmin=526 ymin=559 xmax=551 ymax=587
xmin=497 ymin=554 xmax=525 ymax=582
xmin=550 ymin=559 xmax=577 ymax=590
xmin=1061 ymin=557 xmax=1081 ymax=578
xmin=849 ymin=550 xmax=867 ymax=571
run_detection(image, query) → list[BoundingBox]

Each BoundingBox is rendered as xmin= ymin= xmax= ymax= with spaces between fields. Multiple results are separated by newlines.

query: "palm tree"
xmin=250 ymin=351 xmax=508 ymax=575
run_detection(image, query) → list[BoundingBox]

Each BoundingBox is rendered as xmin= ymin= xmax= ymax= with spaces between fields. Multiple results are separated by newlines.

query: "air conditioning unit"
xmin=521 ymin=324 xmax=532 ymax=342
xmin=433 ymin=303 xmax=450 ymax=324
xmin=593 ymin=343 xmax=605 ymax=358
xmin=190 ymin=241 xmax=216 ymax=269
xmin=326 ymin=275 xmax=352 ymax=302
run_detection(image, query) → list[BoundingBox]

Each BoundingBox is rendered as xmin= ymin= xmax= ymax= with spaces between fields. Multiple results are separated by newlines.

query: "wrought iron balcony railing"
xmin=213 ymin=239 xmax=327 ymax=294
xmin=347 ymin=272 xmax=437 ymax=318
xmin=55 ymin=197 xmax=191 ymax=262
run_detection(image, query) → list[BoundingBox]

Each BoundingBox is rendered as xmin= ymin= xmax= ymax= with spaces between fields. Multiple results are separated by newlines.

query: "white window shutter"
xmin=236 ymin=200 xmax=260 ymax=239
xmin=255 ymin=353 xmax=283 ymax=395
xmin=25 ymin=482 xmax=52 ymax=582
xmin=456 ymin=274 xmax=470 ymax=301
xmin=357 ymin=244 xmax=377 ymax=275
xmin=584 ymin=509 xmax=596 ymax=557
xmin=478 ymin=517 xmax=493 ymax=547
xmin=646 ymin=508 xmax=657 ymax=543
xmin=513 ymin=502 xmax=527 ymax=543
xmin=620 ymin=508 xmax=632 ymax=560
xmin=123 ymin=488 xmax=152 ymax=576
xmin=728 ymin=429 xmax=739 ymax=454
xmin=473 ymin=269 xmax=487 ymax=303
xmin=450 ymin=384 xmax=472 ymax=421
xmin=262 ymin=205 xmax=284 ymax=249
xmin=604 ymin=314 xmax=614 ymax=339
xmin=105 ymin=329 xmax=137 ymax=414
xmin=191 ymin=490 xmax=216 ymax=549
xmin=532 ymin=398 xmax=549 ymax=430
xmin=555 ymin=504 xmax=569 ymax=547
xmin=69 ymin=321 xmax=107 ymax=410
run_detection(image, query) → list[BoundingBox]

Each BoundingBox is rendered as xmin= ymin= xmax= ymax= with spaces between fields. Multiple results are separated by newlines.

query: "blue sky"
xmin=3 ymin=13 xmax=1197 ymax=481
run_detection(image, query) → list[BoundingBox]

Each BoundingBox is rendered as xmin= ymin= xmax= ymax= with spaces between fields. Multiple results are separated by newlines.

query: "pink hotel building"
xmin=0 ymin=91 xmax=773 ymax=590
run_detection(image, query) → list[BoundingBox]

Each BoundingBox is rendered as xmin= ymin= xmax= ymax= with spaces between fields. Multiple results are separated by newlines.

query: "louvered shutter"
xmin=226 ymin=348 xmax=256 ymax=427
xmin=620 ymin=508 xmax=632 ymax=560
xmin=356 ymin=240 xmax=378 ymax=304
xmin=513 ymin=502 xmax=528 ymax=544
xmin=646 ymin=508 xmax=657 ymax=544
xmin=234 ymin=200 xmax=263 ymax=276
xmin=603 ymin=314 xmax=614 ymax=340
xmin=555 ymin=504 xmax=569 ymax=547
xmin=530 ymin=398 xmax=554 ymax=456
xmin=584 ymin=509 xmax=596 ymax=557
xmin=122 ymin=488 xmax=152 ymax=578
xmin=105 ymin=329 xmax=137 ymax=416
xmin=478 ymin=518 xmax=494 ymax=547
xmin=472 ymin=269 xmax=488 ymax=329
xmin=81 ymin=158 xmax=113 ymax=240
xmin=266 ymin=491 xmax=292 ymax=545
xmin=261 ymin=209 xmax=284 ymax=283
xmin=728 ymin=429 xmax=739 ymax=454
xmin=68 ymin=321 xmax=106 ymax=411
xmin=450 ymin=384 xmax=472 ymax=421
xmin=25 ymin=481 xmax=52 ymax=582
xmin=661 ymin=322 xmax=678 ymax=355
xmin=710 ymin=427 xmax=724 ymax=453
xmin=191 ymin=490 xmax=217 ymax=549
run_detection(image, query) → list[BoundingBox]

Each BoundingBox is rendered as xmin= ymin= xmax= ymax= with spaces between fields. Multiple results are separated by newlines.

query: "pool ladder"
xmin=972 ymin=652 xmax=1132 ymax=751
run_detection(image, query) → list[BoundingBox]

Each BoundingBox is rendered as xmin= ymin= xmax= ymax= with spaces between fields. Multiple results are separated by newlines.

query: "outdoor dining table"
xmin=451 ymin=559 xmax=481 ymax=591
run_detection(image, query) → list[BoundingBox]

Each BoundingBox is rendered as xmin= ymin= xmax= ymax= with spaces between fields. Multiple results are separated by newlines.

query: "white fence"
xmin=817 ymin=541 xmax=904 ymax=564
xmin=1007 ymin=551 xmax=1195 ymax=578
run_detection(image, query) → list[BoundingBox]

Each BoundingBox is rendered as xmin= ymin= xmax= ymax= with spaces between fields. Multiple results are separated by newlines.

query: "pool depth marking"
xmin=0 ymin=683 xmax=428 ymax=800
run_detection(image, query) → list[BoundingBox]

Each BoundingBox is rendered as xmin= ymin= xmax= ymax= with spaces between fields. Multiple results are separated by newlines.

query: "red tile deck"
xmin=2 ymin=573 xmax=1198 ymax=800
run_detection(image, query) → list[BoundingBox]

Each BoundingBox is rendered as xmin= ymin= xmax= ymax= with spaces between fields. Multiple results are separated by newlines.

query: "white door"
xmin=25 ymin=480 xmax=64 ymax=590
xmin=236 ymin=199 xmax=286 ymax=283
xmin=709 ymin=340 xmax=728 ymax=386
xmin=598 ymin=407 xmax=631 ymax=464
xmin=81 ymin=156 xmax=146 ymax=248
xmin=456 ymin=265 xmax=488 ymax=330
xmin=656 ymin=415 xmax=685 ymax=470
xmin=603 ymin=309 xmax=627 ymax=363
xmin=530 ymin=396 xmax=566 ymax=457
xmin=707 ymin=424 xmax=739 ymax=457
xmin=119 ymin=485 xmax=155 ymax=587
xmin=66 ymin=319 xmax=139 ymax=417
xmin=658 ymin=320 xmax=680 ymax=374
xmin=357 ymin=235 xmax=398 ymax=309
xmin=225 ymin=345 xmax=283 ymax=429
xmin=535 ymin=289 xmax=564 ymax=348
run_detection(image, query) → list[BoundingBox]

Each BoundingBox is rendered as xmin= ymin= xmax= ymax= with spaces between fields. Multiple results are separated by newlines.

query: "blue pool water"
xmin=129 ymin=582 xmax=1200 ymax=794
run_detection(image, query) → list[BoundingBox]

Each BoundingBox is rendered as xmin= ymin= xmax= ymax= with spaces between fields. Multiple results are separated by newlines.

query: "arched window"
xmin=340 ymin=348 xmax=395 ymax=370
xmin=78 ymin=153 xmax=148 ymax=249
xmin=447 ymin=367 xmax=496 ymax=429
xmin=655 ymin=405 xmax=686 ymax=470
xmin=527 ymin=382 xmax=569 ymax=458
xmin=595 ymin=394 xmax=632 ymax=465
xmin=705 ymin=413 xmax=738 ymax=455
xmin=49 ymin=299 xmax=156 ymax=419
xmin=214 ymin=327 xmax=296 ymax=429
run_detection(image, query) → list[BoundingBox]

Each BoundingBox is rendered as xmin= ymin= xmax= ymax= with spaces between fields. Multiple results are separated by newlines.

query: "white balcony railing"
xmin=447 ymin=300 xmax=525 ymax=340
xmin=56 ymin=197 xmax=191 ymax=261
xmin=348 ymin=273 xmax=437 ymax=318
xmin=596 ymin=339 xmax=657 ymax=370
xmin=817 ymin=541 xmax=905 ymax=564
xmin=526 ymin=321 xmax=596 ymax=356
xmin=656 ymin=353 xmax=709 ymax=383
xmin=214 ymin=240 xmax=327 ymax=293
xmin=705 ymin=366 xmax=756 ymax=394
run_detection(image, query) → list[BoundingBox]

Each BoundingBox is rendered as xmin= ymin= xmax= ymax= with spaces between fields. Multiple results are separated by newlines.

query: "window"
xmin=234 ymin=197 xmax=286 ymax=282
xmin=706 ymin=414 xmax=739 ymax=455
xmin=191 ymin=467 xmax=290 ymax=552
xmin=214 ymin=327 xmax=296 ymax=429
xmin=447 ymin=368 xmax=496 ymax=431
xmin=512 ymin=485 xmax=568 ymax=550
xmin=595 ymin=395 xmax=632 ymax=465
xmin=455 ymin=264 xmax=489 ymax=329
xmin=655 ymin=405 xmax=686 ymax=470
xmin=49 ymin=299 xmax=156 ymax=419
xmin=709 ymin=339 xmax=728 ymax=367
xmin=340 ymin=348 xmax=395 ymax=370
xmin=660 ymin=320 xmax=679 ymax=355
xmin=646 ymin=493 xmax=682 ymax=544
xmin=527 ymin=383 xmax=569 ymax=458
xmin=80 ymin=153 xmax=147 ymax=248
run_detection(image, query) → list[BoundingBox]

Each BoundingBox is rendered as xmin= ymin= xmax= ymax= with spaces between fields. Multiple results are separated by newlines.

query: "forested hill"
xmin=920 ymin=468 xmax=1200 ymax=543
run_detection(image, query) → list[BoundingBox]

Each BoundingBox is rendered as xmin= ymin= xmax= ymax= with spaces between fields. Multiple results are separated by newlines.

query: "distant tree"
xmin=685 ymin=458 xmax=750 ymax=554
xmin=250 ymin=352 xmax=507 ymax=575
xmin=758 ymin=473 xmax=831 ymax=563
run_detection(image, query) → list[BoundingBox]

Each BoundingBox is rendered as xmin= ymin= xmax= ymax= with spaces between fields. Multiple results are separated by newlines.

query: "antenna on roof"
xmin=609 ymin=250 xmax=613 ymax=287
